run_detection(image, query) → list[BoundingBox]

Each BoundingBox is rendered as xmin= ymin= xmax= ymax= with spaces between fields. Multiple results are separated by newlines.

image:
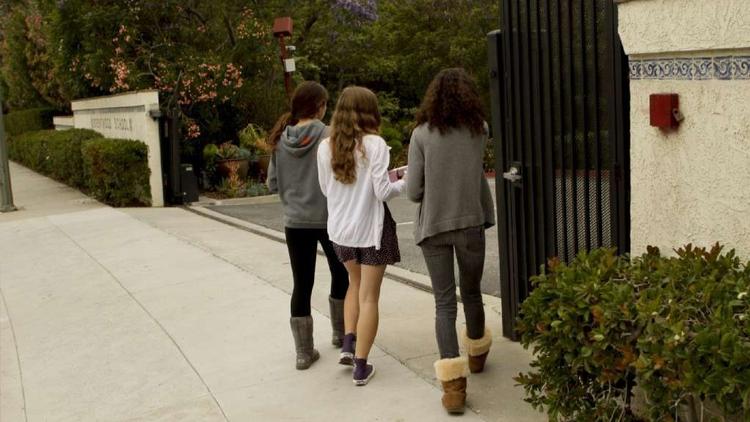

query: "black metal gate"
xmin=488 ymin=0 xmax=630 ymax=339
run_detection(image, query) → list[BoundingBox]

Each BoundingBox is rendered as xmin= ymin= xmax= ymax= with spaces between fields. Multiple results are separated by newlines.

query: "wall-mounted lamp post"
xmin=273 ymin=17 xmax=295 ymax=99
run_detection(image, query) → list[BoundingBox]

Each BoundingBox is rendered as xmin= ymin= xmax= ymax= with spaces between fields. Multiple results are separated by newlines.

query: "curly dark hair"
xmin=415 ymin=68 xmax=485 ymax=136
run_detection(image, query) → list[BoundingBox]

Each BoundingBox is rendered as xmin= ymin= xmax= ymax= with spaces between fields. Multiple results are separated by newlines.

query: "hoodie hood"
xmin=280 ymin=120 xmax=329 ymax=157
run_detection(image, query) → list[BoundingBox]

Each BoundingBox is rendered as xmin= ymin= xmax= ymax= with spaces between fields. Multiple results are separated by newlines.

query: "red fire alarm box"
xmin=273 ymin=17 xmax=293 ymax=38
xmin=650 ymin=93 xmax=683 ymax=130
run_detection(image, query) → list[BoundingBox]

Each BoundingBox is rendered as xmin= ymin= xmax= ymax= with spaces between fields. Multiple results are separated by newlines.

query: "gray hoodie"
xmin=267 ymin=120 xmax=330 ymax=229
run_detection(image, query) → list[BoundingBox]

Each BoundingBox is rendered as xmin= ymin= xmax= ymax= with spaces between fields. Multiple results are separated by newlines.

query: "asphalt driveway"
xmin=207 ymin=181 xmax=501 ymax=296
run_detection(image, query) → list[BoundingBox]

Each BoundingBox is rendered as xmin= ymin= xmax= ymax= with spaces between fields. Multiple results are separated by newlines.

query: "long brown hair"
xmin=415 ymin=68 xmax=485 ymax=136
xmin=329 ymin=86 xmax=381 ymax=184
xmin=267 ymin=81 xmax=329 ymax=149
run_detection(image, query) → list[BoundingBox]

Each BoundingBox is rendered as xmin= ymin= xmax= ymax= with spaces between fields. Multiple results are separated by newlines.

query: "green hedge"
xmin=7 ymin=129 xmax=100 ymax=186
xmin=8 ymin=130 xmax=151 ymax=207
xmin=516 ymin=245 xmax=750 ymax=421
xmin=4 ymin=108 xmax=56 ymax=136
xmin=82 ymin=138 xmax=151 ymax=207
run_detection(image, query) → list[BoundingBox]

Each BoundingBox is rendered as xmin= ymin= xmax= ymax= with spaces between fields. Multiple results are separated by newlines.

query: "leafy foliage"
xmin=246 ymin=180 xmax=270 ymax=197
xmin=1 ymin=5 xmax=49 ymax=109
xmin=215 ymin=159 xmax=246 ymax=198
xmin=516 ymin=245 xmax=750 ymax=421
xmin=4 ymin=107 xmax=55 ymax=136
xmin=633 ymin=245 xmax=750 ymax=421
xmin=516 ymin=249 xmax=642 ymax=421
xmin=7 ymin=128 xmax=100 ymax=187
xmin=2 ymin=0 xmax=500 ymax=174
xmin=238 ymin=123 xmax=270 ymax=158
xmin=8 ymin=128 xmax=151 ymax=206
xmin=216 ymin=142 xmax=241 ymax=160
xmin=81 ymin=138 xmax=151 ymax=207
xmin=484 ymin=137 xmax=496 ymax=173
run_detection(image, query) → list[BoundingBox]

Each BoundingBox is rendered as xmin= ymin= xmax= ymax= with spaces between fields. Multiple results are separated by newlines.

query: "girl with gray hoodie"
xmin=266 ymin=81 xmax=349 ymax=370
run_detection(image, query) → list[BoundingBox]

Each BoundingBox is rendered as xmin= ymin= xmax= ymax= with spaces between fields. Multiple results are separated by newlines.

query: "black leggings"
xmin=285 ymin=227 xmax=349 ymax=317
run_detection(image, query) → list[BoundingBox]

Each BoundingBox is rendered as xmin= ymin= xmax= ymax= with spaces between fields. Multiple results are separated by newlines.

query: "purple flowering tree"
xmin=332 ymin=0 xmax=378 ymax=24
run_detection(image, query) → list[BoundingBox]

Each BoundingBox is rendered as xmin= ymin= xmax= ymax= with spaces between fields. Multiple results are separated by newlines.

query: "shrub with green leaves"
xmin=516 ymin=245 xmax=750 ymax=421
xmin=7 ymin=129 xmax=100 ymax=186
xmin=4 ymin=108 xmax=56 ymax=136
xmin=82 ymin=138 xmax=151 ymax=207
xmin=516 ymin=249 xmax=643 ymax=421
xmin=238 ymin=123 xmax=269 ymax=157
xmin=484 ymin=137 xmax=496 ymax=173
xmin=246 ymin=180 xmax=270 ymax=197
xmin=381 ymin=122 xmax=405 ymax=168
xmin=633 ymin=244 xmax=750 ymax=421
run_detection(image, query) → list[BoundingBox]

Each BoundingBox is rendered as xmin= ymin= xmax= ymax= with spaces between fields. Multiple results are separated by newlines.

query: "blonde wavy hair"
xmin=329 ymin=86 xmax=381 ymax=184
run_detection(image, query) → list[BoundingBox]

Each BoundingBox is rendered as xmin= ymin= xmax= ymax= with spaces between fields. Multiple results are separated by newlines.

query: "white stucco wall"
xmin=71 ymin=90 xmax=164 ymax=207
xmin=619 ymin=0 xmax=750 ymax=258
xmin=618 ymin=0 xmax=750 ymax=56
xmin=52 ymin=116 xmax=74 ymax=130
xmin=629 ymin=80 xmax=750 ymax=257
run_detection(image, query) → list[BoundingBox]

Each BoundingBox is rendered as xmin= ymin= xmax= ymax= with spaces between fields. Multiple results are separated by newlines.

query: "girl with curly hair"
xmin=266 ymin=81 xmax=349 ymax=371
xmin=406 ymin=68 xmax=496 ymax=413
xmin=317 ymin=86 xmax=406 ymax=386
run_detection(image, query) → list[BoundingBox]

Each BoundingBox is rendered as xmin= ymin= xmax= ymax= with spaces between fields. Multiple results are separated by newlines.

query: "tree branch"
xmin=296 ymin=8 xmax=320 ymax=48
xmin=184 ymin=7 xmax=208 ymax=26
xmin=223 ymin=14 xmax=236 ymax=47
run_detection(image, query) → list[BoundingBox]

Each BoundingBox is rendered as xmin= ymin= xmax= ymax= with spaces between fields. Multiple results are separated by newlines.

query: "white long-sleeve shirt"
xmin=317 ymin=134 xmax=406 ymax=249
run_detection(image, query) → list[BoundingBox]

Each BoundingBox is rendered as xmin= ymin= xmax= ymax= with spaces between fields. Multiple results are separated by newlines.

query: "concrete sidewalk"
xmin=0 ymin=162 xmax=543 ymax=422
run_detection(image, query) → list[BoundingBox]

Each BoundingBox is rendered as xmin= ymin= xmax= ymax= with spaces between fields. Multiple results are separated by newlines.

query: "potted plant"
xmin=217 ymin=160 xmax=247 ymax=198
xmin=239 ymin=123 xmax=271 ymax=180
xmin=216 ymin=142 xmax=249 ymax=180
xmin=201 ymin=143 xmax=220 ymax=189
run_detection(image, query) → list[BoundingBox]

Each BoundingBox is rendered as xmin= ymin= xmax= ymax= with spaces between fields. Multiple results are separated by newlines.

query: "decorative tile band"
xmin=629 ymin=56 xmax=750 ymax=80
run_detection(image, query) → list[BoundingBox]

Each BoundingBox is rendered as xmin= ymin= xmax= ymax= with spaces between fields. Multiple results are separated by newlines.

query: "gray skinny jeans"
xmin=419 ymin=226 xmax=486 ymax=359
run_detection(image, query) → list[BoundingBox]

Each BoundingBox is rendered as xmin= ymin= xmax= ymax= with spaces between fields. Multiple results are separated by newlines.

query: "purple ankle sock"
xmin=342 ymin=333 xmax=356 ymax=353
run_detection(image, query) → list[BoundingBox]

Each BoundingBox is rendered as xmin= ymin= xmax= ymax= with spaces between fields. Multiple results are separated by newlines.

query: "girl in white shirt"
xmin=317 ymin=86 xmax=406 ymax=386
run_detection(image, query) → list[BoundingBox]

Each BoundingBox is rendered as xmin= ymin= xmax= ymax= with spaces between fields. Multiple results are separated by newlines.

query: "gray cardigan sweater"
xmin=406 ymin=123 xmax=496 ymax=245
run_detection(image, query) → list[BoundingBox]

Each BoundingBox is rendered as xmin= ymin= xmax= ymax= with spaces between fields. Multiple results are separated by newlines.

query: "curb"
xmin=186 ymin=205 xmax=434 ymax=292
xmin=184 ymin=205 xmax=502 ymax=309
xmin=193 ymin=194 xmax=281 ymax=207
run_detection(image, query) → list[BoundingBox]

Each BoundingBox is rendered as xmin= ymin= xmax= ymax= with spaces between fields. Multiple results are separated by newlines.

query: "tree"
xmin=1 ymin=3 xmax=49 ymax=109
xmin=0 ymin=0 xmax=501 ymax=164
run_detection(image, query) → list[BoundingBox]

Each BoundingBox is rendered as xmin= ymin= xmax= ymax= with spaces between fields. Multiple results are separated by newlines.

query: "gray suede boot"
xmin=329 ymin=296 xmax=345 ymax=347
xmin=290 ymin=316 xmax=320 ymax=370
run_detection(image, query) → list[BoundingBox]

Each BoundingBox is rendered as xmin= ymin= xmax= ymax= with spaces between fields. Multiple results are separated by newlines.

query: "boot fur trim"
xmin=462 ymin=327 xmax=492 ymax=357
xmin=434 ymin=357 xmax=470 ymax=382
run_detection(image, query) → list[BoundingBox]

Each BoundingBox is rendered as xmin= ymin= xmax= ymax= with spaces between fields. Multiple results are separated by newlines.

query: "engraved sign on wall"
xmin=67 ymin=90 xmax=164 ymax=206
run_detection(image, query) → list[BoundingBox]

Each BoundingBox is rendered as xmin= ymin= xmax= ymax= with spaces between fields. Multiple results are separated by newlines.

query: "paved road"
xmin=208 ymin=181 xmax=502 ymax=296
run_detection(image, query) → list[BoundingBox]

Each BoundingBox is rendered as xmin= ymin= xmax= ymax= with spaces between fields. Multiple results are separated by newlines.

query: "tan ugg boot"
xmin=434 ymin=357 xmax=469 ymax=414
xmin=462 ymin=327 xmax=492 ymax=373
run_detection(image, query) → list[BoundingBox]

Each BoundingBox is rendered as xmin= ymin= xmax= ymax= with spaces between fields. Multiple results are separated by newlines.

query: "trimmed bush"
xmin=8 ymin=130 xmax=151 ymax=207
xmin=7 ymin=129 xmax=100 ymax=186
xmin=4 ymin=108 xmax=56 ymax=136
xmin=633 ymin=245 xmax=750 ymax=421
xmin=515 ymin=249 xmax=641 ymax=420
xmin=82 ymin=138 xmax=151 ymax=207
xmin=516 ymin=245 xmax=750 ymax=421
